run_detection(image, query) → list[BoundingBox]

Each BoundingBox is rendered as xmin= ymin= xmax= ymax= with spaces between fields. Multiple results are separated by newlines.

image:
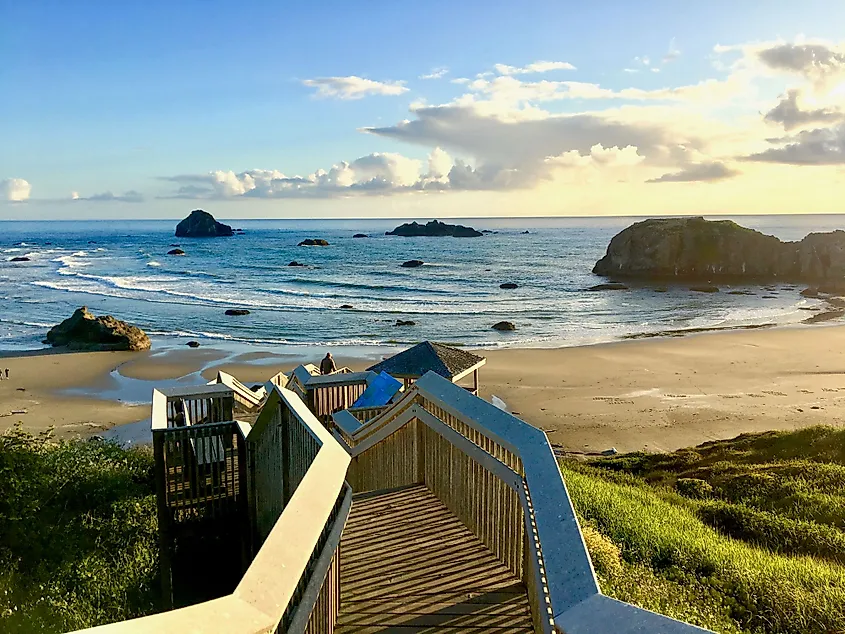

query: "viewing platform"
xmin=76 ymin=342 xmax=709 ymax=634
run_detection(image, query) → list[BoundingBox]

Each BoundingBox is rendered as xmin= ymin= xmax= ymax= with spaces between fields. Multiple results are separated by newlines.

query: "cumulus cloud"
xmin=302 ymin=76 xmax=409 ymax=99
xmin=1 ymin=178 xmax=31 ymax=202
xmin=646 ymin=162 xmax=740 ymax=183
xmin=160 ymin=152 xmax=445 ymax=199
xmin=716 ymin=40 xmax=845 ymax=91
xmin=73 ymin=190 xmax=144 ymax=202
xmin=494 ymin=61 xmax=576 ymax=75
xmin=764 ymin=89 xmax=843 ymax=131
xmin=420 ymin=67 xmax=448 ymax=80
xmin=743 ymin=124 xmax=845 ymax=164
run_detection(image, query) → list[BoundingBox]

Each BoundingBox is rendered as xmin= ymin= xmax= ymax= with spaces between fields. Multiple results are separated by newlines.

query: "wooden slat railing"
xmin=333 ymin=372 xmax=710 ymax=634
xmin=76 ymin=384 xmax=352 ymax=634
xmin=284 ymin=365 xmax=375 ymax=425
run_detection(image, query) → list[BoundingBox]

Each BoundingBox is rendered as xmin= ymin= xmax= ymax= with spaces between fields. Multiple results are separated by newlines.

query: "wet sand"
xmin=3 ymin=325 xmax=845 ymax=452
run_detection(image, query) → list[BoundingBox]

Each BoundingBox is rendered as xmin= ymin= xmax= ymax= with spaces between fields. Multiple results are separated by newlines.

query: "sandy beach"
xmin=3 ymin=325 xmax=845 ymax=452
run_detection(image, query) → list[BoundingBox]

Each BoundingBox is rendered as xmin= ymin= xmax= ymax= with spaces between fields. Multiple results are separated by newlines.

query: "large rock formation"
xmin=175 ymin=210 xmax=233 ymax=237
xmin=593 ymin=217 xmax=845 ymax=282
xmin=45 ymin=307 xmax=151 ymax=351
xmin=387 ymin=220 xmax=483 ymax=238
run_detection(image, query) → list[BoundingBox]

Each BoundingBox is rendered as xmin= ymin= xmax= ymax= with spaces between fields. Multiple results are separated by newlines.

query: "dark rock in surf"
xmin=167 ymin=248 xmax=186 ymax=256
xmin=298 ymin=238 xmax=329 ymax=246
xmin=395 ymin=320 xmax=416 ymax=326
xmin=690 ymin=285 xmax=720 ymax=293
xmin=340 ymin=304 xmax=354 ymax=309
xmin=225 ymin=309 xmax=250 ymax=316
xmin=288 ymin=261 xmax=306 ymax=267
xmin=10 ymin=256 xmax=30 ymax=262
xmin=353 ymin=233 xmax=369 ymax=238
xmin=492 ymin=321 xmax=516 ymax=331
xmin=175 ymin=209 xmax=233 ymax=238
xmin=386 ymin=220 xmax=482 ymax=238
xmin=500 ymin=283 xmax=519 ymax=289
xmin=401 ymin=260 xmax=424 ymax=268
xmin=186 ymin=341 xmax=201 ymax=348
xmin=45 ymin=306 xmax=150 ymax=352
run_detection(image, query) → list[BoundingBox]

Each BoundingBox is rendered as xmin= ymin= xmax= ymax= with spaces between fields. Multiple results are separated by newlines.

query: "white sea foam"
xmin=147 ymin=261 xmax=161 ymax=267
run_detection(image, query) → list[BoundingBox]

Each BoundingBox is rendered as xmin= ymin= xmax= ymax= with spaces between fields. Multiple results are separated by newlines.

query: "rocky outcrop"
xmin=492 ymin=321 xmax=516 ymax=331
xmin=387 ymin=220 xmax=483 ymax=238
xmin=500 ymin=283 xmax=518 ymax=289
xmin=690 ymin=285 xmax=720 ymax=293
xmin=298 ymin=239 xmax=329 ymax=246
xmin=353 ymin=233 xmax=368 ymax=238
xmin=593 ymin=218 xmax=845 ymax=282
xmin=186 ymin=341 xmax=200 ymax=348
xmin=288 ymin=261 xmax=306 ymax=267
xmin=225 ymin=309 xmax=250 ymax=316
xmin=10 ymin=256 xmax=30 ymax=262
xmin=167 ymin=248 xmax=186 ymax=256
xmin=175 ymin=210 xmax=233 ymax=237
xmin=394 ymin=319 xmax=416 ymax=326
xmin=401 ymin=260 xmax=424 ymax=268
xmin=45 ymin=307 xmax=150 ymax=351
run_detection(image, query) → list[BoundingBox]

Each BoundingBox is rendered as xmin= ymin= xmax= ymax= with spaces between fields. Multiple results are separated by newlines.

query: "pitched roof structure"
xmin=367 ymin=341 xmax=486 ymax=381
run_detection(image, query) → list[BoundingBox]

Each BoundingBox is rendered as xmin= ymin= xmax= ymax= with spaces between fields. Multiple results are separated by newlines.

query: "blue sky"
xmin=2 ymin=1 xmax=845 ymax=218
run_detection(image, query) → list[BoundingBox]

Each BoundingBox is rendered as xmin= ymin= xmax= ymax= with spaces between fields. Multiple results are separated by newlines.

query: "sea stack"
xmin=175 ymin=209 xmax=234 ymax=237
xmin=593 ymin=217 xmax=845 ymax=282
xmin=387 ymin=220 xmax=483 ymax=238
xmin=45 ymin=307 xmax=151 ymax=351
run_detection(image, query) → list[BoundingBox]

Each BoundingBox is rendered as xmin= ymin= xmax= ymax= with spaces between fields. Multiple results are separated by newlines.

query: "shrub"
xmin=676 ymin=478 xmax=713 ymax=499
xmin=0 ymin=425 xmax=160 ymax=633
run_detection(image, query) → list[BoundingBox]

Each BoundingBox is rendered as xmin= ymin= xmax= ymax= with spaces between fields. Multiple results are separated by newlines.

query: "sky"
xmin=2 ymin=0 xmax=845 ymax=220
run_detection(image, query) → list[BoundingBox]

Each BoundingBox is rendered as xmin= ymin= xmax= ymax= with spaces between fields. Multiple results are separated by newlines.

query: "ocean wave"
xmin=147 ymin=261 xmax=161 ymax=267
xmin=53 ymin=255 xmax=93 ymax=268
xmin=72 ymin=251 xmax=87 ymax=257
xmin=0 ymin=317 xmax=55 ymax=328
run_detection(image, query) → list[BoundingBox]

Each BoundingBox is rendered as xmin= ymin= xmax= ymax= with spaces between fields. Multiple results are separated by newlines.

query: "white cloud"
xmin=302 ymin=76 xmax=409 ymax=100
xmin=494 ymin=61 xmax=576 ymax=75
xmin=662 ymin=38 xmax=681 ymax=64
xmin=646 ymin=162 xmax=740 ymax=183
xmin=2 ymin=178 xmax=31 ymax=202
xmin=73 ymin=190 xmax=144 ymax=202
xmin=420 ymin=67 xmax=449 ymax=80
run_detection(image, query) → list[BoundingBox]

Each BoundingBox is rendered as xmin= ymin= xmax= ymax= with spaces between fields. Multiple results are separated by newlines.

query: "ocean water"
xmin=1 ymin=215 xmax=842 ymax=353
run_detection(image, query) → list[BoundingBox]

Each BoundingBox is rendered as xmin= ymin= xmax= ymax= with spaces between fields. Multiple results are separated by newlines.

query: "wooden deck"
xmin=337 ymin=485 xmax=533 ymax=633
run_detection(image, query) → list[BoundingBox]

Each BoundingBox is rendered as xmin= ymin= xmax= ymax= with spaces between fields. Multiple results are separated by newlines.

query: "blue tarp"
xmin=351 ymin=372 xmax=403 ymax=409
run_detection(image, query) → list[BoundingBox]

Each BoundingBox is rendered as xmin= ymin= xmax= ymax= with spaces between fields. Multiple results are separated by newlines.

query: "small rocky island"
xmin=175 ymin=209 xmax=234 ymax=237
xmin=594 ymin=217 xmax=845 ymax=282
xmin=45 ymin=307 xmax=151 ymax=351
xmin=387 ymin=220 xmax=483 ymax=238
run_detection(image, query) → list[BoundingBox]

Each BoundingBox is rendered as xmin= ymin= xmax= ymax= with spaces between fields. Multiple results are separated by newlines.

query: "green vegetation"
xmin=564 ymin=426 xmax=845 ymax=634
xmin=0 ymin=425 xmax=160 ymax=633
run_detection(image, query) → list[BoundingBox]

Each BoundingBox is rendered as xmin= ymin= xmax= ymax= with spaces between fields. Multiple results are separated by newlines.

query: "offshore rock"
xmin=298 ymin=238 xmax=329 ymax=246
xmin=175 ymin=209 xmax=233 ymax=237
xmin=492 ymin=321 xmax=516 ymax=331
xmin=593 ymin=217 xmax=845 ymax=282
xmin=401 ymin=260 xmax=425 ymax=268
xmin=45 ymin=306 xmax=150 ymax=351
xmin=387 ymin=220 xmax=483 ymax=238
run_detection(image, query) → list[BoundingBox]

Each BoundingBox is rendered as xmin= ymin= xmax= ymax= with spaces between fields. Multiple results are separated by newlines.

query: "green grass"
xmin=563 ymin=425 xmax=845 ymax=634
xmin=0 ymin=425 xmax=160 ymax=633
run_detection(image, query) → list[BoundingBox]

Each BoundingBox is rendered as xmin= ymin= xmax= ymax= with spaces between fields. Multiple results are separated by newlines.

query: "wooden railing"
xmin=284 ymin=365 xmax=375 ymax=424
xmin=78 ymin=384 xmax=352 ymax=634
xmin=333 ymin=372 xmax=709 ymax=634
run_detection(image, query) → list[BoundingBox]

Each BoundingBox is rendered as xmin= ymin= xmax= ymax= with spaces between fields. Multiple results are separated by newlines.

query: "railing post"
xmin=237 ymin=427 xmax=251 ymax=572
xmin=153 ymin=430 xmax=173 ymax=610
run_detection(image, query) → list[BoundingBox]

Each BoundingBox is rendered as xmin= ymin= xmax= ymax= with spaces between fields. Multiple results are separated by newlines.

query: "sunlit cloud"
xmin=302 ymin=76 xmax=409 ymax=99
xmin=1 ymin=178 xmax=31 ymax=202
xmin=494 ymin=61 xmax=576 ymax=75
xmin=420 ymin=67 xmax=449 ymax=80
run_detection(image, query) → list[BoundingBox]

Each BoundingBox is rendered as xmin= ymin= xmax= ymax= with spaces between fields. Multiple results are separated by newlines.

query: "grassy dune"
xmin=0 ymin=425 xmax=160 ymax=633
xmin=563 ymin=426 xmax=845 ymax=634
